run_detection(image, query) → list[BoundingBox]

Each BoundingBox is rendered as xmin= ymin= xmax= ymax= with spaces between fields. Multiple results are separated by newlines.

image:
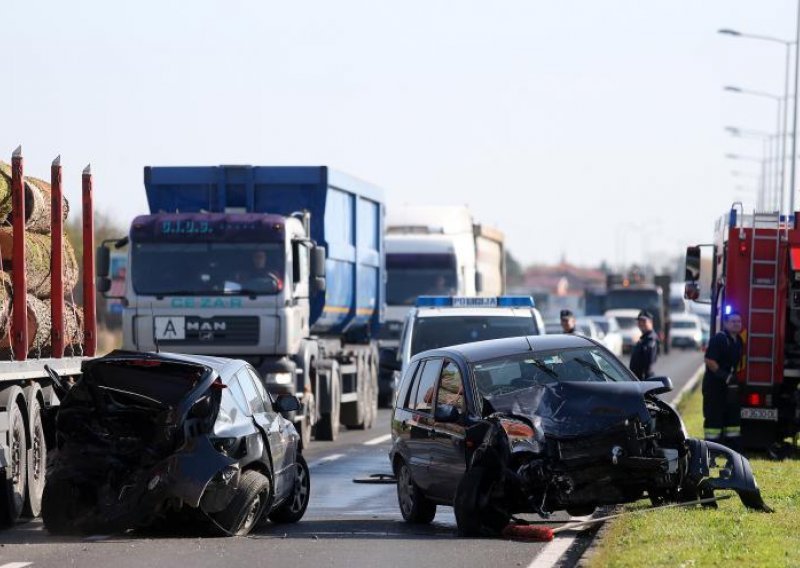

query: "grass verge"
xmin=586 ymin=384 xmax=800 ymax=568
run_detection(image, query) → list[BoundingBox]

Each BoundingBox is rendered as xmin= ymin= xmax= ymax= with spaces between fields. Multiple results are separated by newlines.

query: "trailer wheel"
xmin=0 ymin=394 xmax=28 ymax=527
xmin=22 ymin=389 xmax=45 ymax=518
xmin=315 ymin=364 xmax=341 ymax=441
xmin=345 ymin=354 xmax=377 ymax=430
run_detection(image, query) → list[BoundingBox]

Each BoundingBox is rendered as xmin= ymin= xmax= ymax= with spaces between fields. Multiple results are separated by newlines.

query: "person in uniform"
xmin=629 ymin=310 xmax=658 ymax=379
xmin=702 ymin=311 xmax=744 ymax=446
xmin=560 ymin=310 xmax=577 ymax=334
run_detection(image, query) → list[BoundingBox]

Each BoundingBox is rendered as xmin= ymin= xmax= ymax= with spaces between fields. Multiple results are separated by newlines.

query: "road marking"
xmin=669 ymin=364 xmax=705 ymax=408
xmin=0 ymin=563 xmax=34 ymax=568
xmin=364 ymin=434 xmax=392 ymax=446
xmin=530 ymin=534 xmax=576 ymax=567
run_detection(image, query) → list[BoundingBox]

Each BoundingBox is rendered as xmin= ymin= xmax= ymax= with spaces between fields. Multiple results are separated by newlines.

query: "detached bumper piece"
xmin=685 ymin=438 xmax=773 ymax=512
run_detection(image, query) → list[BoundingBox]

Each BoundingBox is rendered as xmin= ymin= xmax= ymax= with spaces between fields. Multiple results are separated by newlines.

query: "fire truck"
xmin=685 ymin=204 xmax=799 ymax=451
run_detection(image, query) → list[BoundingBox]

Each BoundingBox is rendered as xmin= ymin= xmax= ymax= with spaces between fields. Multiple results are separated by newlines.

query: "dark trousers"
xmin=702 ymin=372 xmax=741 ymax=441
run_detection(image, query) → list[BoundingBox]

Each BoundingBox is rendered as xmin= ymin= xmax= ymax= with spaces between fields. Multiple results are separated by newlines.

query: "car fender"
xmin=165 ymin=436 xmax=237 ymax=508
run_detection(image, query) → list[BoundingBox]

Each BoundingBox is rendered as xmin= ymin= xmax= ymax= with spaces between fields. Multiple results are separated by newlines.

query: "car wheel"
xmin=395 ymin=460 xmax=436 ymax=524
xmin=269 ymin=455 xmax=311 ymax=524
xmin=566 ymin=505 xmax=596 ymax=517
xmin=41 ymin=477 xmax=100 ymax=535
xmin=211 ymin=470 xmax=271 ymax=536
xmin=454 ymin=466 xmax=510 ymax=537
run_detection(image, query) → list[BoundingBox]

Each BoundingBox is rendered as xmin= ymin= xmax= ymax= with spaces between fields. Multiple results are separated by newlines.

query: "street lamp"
xmin=727 ymin=153 xmax=768 ymax=209
xmin=725 ymin=126 xmax=779 ymax=209
xmin=718 ymin=25 xmax=796 ymax=214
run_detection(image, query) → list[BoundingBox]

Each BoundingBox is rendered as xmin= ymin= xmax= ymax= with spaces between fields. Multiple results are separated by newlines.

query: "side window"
xmin=436 ymin=360 xmax=465 ymax=412
xmin=396 ymin=360 xmax=421 ymax=409
xmin=410 ymin=358 xmax=443 ymax=413
xmin=236 ymin=370 xmax=266 ymax=415
xmin=292 ymin=241 xmax=310 ymax=286
xmin=248 ymin=368 xmax=273 ymax=407
xmin=227 ymin=377 xmax=252 ymax=417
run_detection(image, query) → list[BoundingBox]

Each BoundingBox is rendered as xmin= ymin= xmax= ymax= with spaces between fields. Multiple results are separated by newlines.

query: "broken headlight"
xmin=211 ymin=437 xmax=238 ymax=456
xmin=500 ymin=418 xmax=543 ymax=453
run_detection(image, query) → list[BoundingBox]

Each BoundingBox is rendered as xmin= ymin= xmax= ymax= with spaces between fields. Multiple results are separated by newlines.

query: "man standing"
xmin=629 ymin=310 xmax=658 ymax=380
xmin=560 ymin=310 xmax=577 ymax=334
xmin=702 ymin=311 xmax=744 ymax=446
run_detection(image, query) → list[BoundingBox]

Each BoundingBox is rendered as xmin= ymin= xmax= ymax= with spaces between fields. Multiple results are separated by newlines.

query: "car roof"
xmin=410 ymin=333 xmax=595 ymax=365
xmin=412 ymin=307 xmax=534 ymax=318
xmin=90 ymin=349 xmax=245 ymax=378
xmin=604 ymin=309 xmax=641 ymax=317
xmin=671 ymin=313 xmax=700 ymax=322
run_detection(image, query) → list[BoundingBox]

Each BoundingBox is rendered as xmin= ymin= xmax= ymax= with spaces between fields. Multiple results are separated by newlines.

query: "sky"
xmin=3 ymin=1 xmax=798 ymax=267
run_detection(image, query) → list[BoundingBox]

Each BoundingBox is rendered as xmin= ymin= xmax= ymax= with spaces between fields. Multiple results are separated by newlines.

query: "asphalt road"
xmin=0 ymin=350 xmax=702 ymax=568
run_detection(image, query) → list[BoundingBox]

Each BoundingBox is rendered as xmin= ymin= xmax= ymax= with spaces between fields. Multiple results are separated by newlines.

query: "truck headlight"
xmin=267 ymin=372 xmax=293 ymax=385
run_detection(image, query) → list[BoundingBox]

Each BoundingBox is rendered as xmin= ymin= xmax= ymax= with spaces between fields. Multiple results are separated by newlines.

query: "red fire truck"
xmin=685 ymin=204 xmax=799 ymax=451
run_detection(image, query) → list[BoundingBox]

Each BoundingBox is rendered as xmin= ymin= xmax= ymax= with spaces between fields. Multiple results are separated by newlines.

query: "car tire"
xmin=0 ymin=396 xmax=27 ymax=527
xmin=268 ymin=455 xmax=311 ymax=524
xmin=454 ymin=466 xmax=509 ymax=537
xmin=395 ymin=460 xmax=436 ymax=524
xmin=211 ymin=470 xmax=271 ymax=536
xmin=566 ymin=505 xmax=596 ymax=517
xmin=41 ymin=477 xmax=101 ymax=535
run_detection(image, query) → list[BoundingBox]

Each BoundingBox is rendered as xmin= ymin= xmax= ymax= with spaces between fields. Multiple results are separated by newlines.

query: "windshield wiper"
xmin=528 ymin=358 xmax=559 ymax=379
xmin=572 ymin=358 xmax=616 ymax=382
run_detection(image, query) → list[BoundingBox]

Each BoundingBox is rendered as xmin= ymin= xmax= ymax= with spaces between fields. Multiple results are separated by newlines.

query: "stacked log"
xmin=0 ymin=162 xmax=84 ymax=358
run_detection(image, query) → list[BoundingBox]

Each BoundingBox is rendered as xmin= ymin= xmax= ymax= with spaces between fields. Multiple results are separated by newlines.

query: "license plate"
xmin=154 ymin=316 xmax=186 ymax=341
xmin=740 ymin=407 xmax=779 ymax=421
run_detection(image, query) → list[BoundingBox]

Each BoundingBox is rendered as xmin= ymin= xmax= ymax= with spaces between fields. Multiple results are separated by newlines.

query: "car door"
xmin=428 ymin=359 xmax=469 ymax=501
xmin=403 ymin=358 xmax=442 ymax=491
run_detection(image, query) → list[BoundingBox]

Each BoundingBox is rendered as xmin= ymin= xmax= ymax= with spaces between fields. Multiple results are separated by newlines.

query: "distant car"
xmin=576 ymin=318 xmax=603 ymax=341
xmin=700 ymin=319 xmax=710 ymax=349
xmin=588 ymin=315 xmax=624 ymax=357
xmin=42 ymin=351 xmax=311 ymax=537
xmin=670 ymin=313 xmax=703 ymax=350
xmin=544 ymin=320 xmax=563 ymax=334
xmin=604 ymin=308 xmax=642 ymax=354
xmin=389 ymin=334 xmax=769 ymax=536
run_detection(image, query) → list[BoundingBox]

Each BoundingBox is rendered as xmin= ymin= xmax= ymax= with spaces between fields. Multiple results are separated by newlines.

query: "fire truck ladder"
xmin=746 ymin=212 xmax=782 ymax=384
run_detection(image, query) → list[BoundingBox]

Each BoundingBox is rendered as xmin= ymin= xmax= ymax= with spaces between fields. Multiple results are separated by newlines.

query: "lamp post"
xmin=727 ymin=153 xmax=768 ymax=209
xmin=725 ymin=126 xmax=780 ymax=209
xmin=719 ymin=28 xmax=795 ymax=214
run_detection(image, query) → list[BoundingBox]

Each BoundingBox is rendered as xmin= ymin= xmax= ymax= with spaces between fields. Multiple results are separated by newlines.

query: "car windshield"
xmin=615 ymin=316 xmax=637 ymax=329
xmin=592 ymin=320 xmax=610 ymax=333
xmin=132 ymin=242 xmax=284 ymax=296
xmin=386 ymin=253 xmax=457 ymax=305
xmin=673 ymin=321 xmax=698 ymax=329
xmin=472 ymin=346 xmax=633 ymax=398
xmin=410 ymin=315 xmax=536 ymax=356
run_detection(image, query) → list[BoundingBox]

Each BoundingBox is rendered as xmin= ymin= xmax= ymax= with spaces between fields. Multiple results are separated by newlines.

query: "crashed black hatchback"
xmin=389 ymin=335 xmax=770 ymax=536
xmin=41 ymin=351 xmax=311 ymax=536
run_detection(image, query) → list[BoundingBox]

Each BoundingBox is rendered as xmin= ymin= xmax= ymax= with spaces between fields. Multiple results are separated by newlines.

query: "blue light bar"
xmin=415 ymin=296 xmax=535 ymax=308
xmin=724 ymin=304 xmax=732 ymax=315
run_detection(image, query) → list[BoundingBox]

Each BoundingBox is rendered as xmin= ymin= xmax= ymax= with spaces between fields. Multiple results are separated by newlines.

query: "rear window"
xmin=411 ymin=316 xmax=537 ymax=356
xmin=673 ymin=321 xmax=698 ymax=329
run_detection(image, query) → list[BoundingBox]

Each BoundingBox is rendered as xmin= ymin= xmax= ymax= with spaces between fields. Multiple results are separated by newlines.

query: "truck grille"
xmin=157 ymin=316 xmax=260 ymax=346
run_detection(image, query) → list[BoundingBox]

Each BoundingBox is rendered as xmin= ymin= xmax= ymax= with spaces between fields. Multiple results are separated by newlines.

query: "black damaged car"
xmin=41 ymin=351 xmax=311 ymax=536
xmin=389 ymin=334 xmax=770 ymax=536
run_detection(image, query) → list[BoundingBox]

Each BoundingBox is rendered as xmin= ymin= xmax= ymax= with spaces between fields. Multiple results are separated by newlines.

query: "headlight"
xmin=267 ymin=372 xmax=293 ymax=385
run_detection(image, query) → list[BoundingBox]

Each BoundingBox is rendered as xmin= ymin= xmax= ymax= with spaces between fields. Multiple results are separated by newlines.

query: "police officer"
xmin=560 ymin=310 xmax=577 ymax=334
xmin=629 ymin=310 xmax=658 ymax=380
xmin=702 ymin=311 xmax=744 ymax=446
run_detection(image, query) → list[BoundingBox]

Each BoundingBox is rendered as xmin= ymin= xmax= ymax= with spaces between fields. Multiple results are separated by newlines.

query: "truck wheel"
xmin=269 ymin=455 xmax=311 ymax=524
xmin=23 ymin=390 xmax=45 ymax=518
xmin=315 ymin=365 xmax=341 ymax=441
xmin=0 ymin=394 xmax=27 ymax=527
xmin=344 ymin=355 xmax=376 ymax=430
xmin=211 ymin=470 xmax=271 ymax=537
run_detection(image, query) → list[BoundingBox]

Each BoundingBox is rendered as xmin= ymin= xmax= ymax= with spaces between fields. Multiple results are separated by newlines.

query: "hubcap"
xmin=397 ymin=465 xmax=415 ymax=516
xmin=290 ymin=464 xmax=309 ymax=513
xmin=11 ymin=422 xmax=22 ymax=487
xmin=243 ymin=493 xmax=262 ymax=531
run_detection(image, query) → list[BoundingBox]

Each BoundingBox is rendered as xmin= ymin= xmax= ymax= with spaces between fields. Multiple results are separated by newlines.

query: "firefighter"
xmin=629 ymin=310 xmax=658 ymax=379
xmin=560 ymin=310 xmax=577 ymax=334
xmin=702 ymin=310 xmax=744 ymax=446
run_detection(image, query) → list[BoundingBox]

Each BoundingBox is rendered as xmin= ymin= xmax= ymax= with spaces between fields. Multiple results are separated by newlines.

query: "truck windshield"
xmin=387 ymin=253 xmax=457 ymax=305
xmin=410 ymin=316 xmax=537 ymax=356
xmin=605 ymin=289 xmax=662 ymax=329
xmin=131 ymin=242 xmax=284 ymax=296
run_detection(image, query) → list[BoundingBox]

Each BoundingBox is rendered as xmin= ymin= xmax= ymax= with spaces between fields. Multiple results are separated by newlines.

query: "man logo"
xmin=187 ymin=321 xmax=227 ymax=332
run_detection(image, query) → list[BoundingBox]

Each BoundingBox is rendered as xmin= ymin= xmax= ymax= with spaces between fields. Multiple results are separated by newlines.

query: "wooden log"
xmin=0 ymin=295 xmax=83 ymax=358
xmin=0 ymin=228 xmax=79 ymax=298
xmin=0 ymin=162 xmax=69 ymax=232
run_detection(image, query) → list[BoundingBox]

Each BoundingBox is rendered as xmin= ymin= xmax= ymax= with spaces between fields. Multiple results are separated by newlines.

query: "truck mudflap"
xmin=685 ymin=438 xmax=772 ymax=512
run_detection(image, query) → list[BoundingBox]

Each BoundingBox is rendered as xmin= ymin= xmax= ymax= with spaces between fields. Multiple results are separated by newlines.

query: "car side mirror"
xmin=648 ymin=375 xmax=673 ymax=394
xmin=434 ymin=404 xmax=461 ymax=423
xmin=273 ymin=394 xmax=301 ymax=413
xmin=379 ymin=346 xmax=401 ymax=371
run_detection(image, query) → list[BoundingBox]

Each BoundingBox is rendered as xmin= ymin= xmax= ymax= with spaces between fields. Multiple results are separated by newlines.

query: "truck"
xmin=379 ymin=205 xmax=505 ymax=405
xmin=684 ymin=205 xmax=800 ymax=452
xmin=604 ymin=272 xmax=672 ymax=353
xmin=0 ymin=147 xmax=97 ymax=525
xmin=98 ymin=166 xmax=385 ymax=447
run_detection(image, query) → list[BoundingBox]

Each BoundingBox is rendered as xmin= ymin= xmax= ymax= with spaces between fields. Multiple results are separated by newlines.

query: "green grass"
xmin=586 ymin=385 xmax=800 ymax=568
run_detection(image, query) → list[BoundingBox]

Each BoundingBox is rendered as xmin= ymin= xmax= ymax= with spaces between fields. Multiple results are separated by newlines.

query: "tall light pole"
xmin=727 ymin=153 xmax=768 ymax=209
xmin=719 ymin=28 xmax=794 ymax=214
xmin=724 ymin=86 xmax=783 ymax=209
xmin=725 ymin=126 xmax=780 ymax=209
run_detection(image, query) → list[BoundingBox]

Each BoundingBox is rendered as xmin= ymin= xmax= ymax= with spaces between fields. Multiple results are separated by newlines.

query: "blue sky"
xmin=3 ymin=1 xmax=797 ymax=265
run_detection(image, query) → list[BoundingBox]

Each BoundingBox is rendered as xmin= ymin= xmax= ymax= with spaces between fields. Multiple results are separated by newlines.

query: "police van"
xmin=394 ymin=296 xmax=546 ymax=373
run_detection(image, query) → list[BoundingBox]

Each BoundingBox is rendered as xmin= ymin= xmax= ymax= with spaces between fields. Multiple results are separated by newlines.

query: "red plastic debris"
xmin=501 ymin=523 xmax=554 ymax=542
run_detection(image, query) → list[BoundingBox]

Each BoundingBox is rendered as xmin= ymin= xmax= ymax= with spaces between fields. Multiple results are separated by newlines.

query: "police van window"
xmin=436 ymin=360 xmax=465 ymax=412
xmin=247 ymin=368 xmax=273 ymax=406
xmin=410 ymin=358 xmax=443 ymax=413
xmin=236 ymin=370 xmax=266 ymax=415
xmin=227 ymin=376 xmax=252 ymax=417
xmin=397 ymin=360 xmax=421 ymax=410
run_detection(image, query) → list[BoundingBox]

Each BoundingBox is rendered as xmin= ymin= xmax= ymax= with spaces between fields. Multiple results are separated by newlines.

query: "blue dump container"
xmin=143 ymin=165 xmax=385 ymax=339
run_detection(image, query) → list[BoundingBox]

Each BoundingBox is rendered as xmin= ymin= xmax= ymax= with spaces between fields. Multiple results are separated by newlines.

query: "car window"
xmin=410 ymin=358 xmax=443 ymax=413
xmin=226 ymin=376 xmax=252 ymax=417
xmin=397 ymin=360 xmax=421 ymax=409
xmin=236 ymin=370 xmax=267 ymax=415
xmin=435 ymin=360 xmax=465 ymax=413
xmin=247 ymin=368 xmax=274 ymax=407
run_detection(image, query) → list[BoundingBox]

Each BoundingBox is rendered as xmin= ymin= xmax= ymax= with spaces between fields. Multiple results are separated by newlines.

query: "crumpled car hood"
xmin=487 ymin=381 xmax=666 ymax=437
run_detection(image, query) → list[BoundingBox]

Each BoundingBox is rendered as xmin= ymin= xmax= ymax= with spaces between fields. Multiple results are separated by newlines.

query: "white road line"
xmin=530 ymin=534 xmax=577 ymax=568
xmin=0 ymin=562 xmax=34 ymax=568
xmin=364 ymin=433 xmax=392 ymax=446
xmin=669 ymin=364 xmax=705 ymax=409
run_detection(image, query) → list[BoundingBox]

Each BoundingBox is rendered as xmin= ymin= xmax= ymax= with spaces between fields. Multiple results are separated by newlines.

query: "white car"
xmin=604 ymin=309 xmax=642 ymax=354
xmin=587 ymin=315 xmax=624 ymax=357
xmin=670 ymin=313 xmax=703 ymax=350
